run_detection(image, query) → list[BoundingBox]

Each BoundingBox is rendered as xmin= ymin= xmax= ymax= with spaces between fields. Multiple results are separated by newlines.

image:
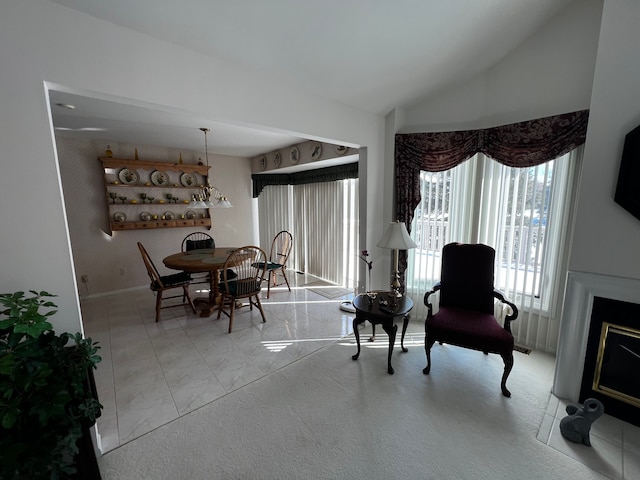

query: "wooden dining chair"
xmin=180 ymin=232 xmax=215 ymax=285
xmin=137 ymin=242 xmax=197 ymax=322
xmin=254 ymin=231 xmax=293 ymax=298
xmin=217 ymin=246 xmax=267 ymax=333
xmin=181 ymin=232 xmax=215 ymax=252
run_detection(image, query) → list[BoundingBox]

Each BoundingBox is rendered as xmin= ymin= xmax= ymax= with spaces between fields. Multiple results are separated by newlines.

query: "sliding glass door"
xmin=257 ymin=178 xmax=359 ymax=288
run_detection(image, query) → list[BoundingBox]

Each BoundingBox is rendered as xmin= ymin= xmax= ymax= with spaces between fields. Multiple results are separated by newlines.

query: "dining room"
xmin=54 ymin=130 xmax=369 ymax=452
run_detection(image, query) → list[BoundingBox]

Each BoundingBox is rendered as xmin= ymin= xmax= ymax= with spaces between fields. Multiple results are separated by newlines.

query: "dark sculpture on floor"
xmin=560 ymin=398 xmax=604 ymax=446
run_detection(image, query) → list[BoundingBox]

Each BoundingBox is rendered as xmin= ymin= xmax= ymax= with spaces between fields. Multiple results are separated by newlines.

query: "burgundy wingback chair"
xmin=423 ymin=243 xmax=519 ymax=397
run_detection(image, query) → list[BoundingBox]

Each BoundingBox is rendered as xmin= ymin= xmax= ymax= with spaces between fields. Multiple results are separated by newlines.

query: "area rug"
xmin=99 ymin=339 xmax=606 ymax=480
xmin=304 ymin=280 xmax=352 ymax=299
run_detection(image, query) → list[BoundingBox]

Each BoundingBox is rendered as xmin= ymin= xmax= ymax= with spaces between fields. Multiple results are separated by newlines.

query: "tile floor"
xmin=82 ymin=273 xmax=640 ymax=479
xmin=82 ymin=273 xmax=369 ymax=453
xmin=537 ymin=395 xmax=640 ymax=479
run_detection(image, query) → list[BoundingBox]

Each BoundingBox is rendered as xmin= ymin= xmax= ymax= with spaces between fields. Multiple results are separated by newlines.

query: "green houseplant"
xmin=0 ymin=290 xmax=102 ymax=479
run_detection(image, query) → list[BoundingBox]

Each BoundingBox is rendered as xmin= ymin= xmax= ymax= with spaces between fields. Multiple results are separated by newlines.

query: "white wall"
xmin=56 ymin=136 xmax=254 ymax=296
xmin=568 ymin=0 xmax=640 ymax=279
xmin=0 ymin=0 xmax=384 ymax=334
xmin=402 ymin=0 xmax=602 ymax=132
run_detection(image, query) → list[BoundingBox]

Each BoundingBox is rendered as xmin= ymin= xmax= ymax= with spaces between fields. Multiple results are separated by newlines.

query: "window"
xmin=406 ymin=149 xmax=579 ymax=317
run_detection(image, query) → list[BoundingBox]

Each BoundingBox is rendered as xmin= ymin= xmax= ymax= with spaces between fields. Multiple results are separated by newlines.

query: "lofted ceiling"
xmin=48 ymin=0 xmax=574 ymax=158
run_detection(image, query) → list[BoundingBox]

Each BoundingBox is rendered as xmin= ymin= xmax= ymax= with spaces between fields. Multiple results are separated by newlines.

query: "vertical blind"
xmin=257 ymin=179 xmax=359 ymax=287
xmin=405 ymin=148 xmax=582 ymax=353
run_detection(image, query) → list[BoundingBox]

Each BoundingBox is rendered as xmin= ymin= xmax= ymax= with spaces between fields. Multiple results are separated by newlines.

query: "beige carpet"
xmin=304 ymin=280 xmax=352 ymax=299
xmin=98 ymin=337 xmax=606 ymax=480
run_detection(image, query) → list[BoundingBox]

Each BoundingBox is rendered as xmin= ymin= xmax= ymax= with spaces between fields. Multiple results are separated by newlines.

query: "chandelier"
xmin=189 ymin=127 xmax=232 ymax=208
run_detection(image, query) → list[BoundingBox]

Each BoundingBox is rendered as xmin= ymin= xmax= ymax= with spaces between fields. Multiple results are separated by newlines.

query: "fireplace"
xmin=579 ymin=297 xmax=640 ymax=425
xmin=553 ymin=272 xmax=640 ymax=427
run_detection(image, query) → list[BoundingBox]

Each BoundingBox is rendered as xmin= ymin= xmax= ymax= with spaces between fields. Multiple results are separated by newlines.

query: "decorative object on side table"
xmin=560 ymin=398 xmax=604 ymax=446
xmin=359 ymin=249 xmax=373 ymax=293
xmin=0 ymin=291 xmax=102 ymax=479
xmin=377 ymin=220 xmax=417 ymax=303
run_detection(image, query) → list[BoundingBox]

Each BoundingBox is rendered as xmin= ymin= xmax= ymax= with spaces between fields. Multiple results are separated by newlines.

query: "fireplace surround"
xmin=553 ymin=271 xmax=640 ymax=426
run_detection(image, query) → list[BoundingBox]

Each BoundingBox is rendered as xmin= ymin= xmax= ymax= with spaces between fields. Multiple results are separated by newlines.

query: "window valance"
xmin=394 ymin=110 xmax=589 ymax=231
xmin=252 ymin=162 xmax=358 ymax=198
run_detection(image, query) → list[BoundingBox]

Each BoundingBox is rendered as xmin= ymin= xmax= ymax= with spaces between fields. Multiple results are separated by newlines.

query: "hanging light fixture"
xmin=189 ymin=127 xmax=233 ymax=209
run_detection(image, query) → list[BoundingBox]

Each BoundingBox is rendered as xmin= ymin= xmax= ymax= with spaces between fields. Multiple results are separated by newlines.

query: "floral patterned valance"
xmin=394 ymin=109 xmax=589 ymax=279
xmin=395 ymin=109 xmax=589 ymax=230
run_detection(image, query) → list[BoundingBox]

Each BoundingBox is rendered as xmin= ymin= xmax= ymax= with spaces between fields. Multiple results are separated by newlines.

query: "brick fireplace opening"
xmin=579 ymin=296 xmax=640 ymax=427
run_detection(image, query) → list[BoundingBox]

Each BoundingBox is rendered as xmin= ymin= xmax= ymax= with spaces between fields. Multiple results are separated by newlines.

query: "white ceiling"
xmin=48 ymin=0 xmax=573 ymax=157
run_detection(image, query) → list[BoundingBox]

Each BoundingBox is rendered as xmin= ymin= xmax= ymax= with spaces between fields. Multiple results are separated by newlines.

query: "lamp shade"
xmin=377 ymin=221 xmax=417 ymax=250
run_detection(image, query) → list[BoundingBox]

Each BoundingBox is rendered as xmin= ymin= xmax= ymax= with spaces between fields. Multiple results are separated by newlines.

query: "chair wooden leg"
xmin=281 ymin=268 xmax=291 ymax=292
xmin=266 ymin=274 xmax=272 ymax=299
xmin=423 ymin=335 xmax=436 ymax=374
xmin=155 ymin=291 xmax=163 ymax=323
xmin=228 ymin=299 xmax=236 ymax=333
xmin=253 ymin=295 xmax=267 ymax=323
xmin=183 ymin=286 xmax=196 ymax=314
xmin=500 ymin=351 xmax=514 ymax=397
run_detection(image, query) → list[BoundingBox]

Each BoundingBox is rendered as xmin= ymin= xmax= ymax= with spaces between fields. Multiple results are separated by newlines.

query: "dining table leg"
xmin=194 ymin=268 xmax=219 ymax=317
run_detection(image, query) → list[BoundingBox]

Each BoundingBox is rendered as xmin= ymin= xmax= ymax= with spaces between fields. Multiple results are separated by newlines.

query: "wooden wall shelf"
xmin=99 ymin=157 xmax=212 ymax=234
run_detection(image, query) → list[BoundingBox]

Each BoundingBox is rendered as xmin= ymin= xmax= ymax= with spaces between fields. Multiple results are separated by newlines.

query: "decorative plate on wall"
xmin=118 ymin=168 xmax=139 ymax=185
xmin=311 ymin=142 xmax=322 ymax=161
xmin=151 ymin=170 xmax=169 ymax=186
xmin=259 ymin=155 xmax=267 ymax=170
xmin=273 ymin=152 xmax=282 ymax=167
xmin=289 ymin=146 xmax=300 ymax=164
xmin=180 ymin=173 xmax=197 ymax=187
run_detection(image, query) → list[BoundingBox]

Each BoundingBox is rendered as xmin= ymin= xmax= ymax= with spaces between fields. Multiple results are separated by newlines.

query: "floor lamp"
xmin=377 ymin=221 xmax=417 ymax=303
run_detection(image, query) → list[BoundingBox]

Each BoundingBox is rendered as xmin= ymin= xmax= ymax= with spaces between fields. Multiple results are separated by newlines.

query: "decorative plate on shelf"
xmin=140 ymin=212 xmax=152 ymax=221
xmin=118 ymin=168 xmax=139 ymax=185
xmin=113 ymin=212 xmax=127 ymax=222
xmin=334 ymin=145 xmax=348 ymax=156
xmin=163 ymin=211 xmax=176 ymax=220
xmin=150 ymin=170 xmax=170 ymax=186
xmin=311 ymin=142 xmax=322 ymax=161
xmin=180 ymin=172 xmax=197 ymax=187
xmin=259 ymin=155 xmax=267 ymax=170
xmin=289 ymin=146 xmax=300 ymax=164
xmin=185 ymin=210 xmax=196 ymax=219
xmin=273 ymin=152 xmax=282 ymax=167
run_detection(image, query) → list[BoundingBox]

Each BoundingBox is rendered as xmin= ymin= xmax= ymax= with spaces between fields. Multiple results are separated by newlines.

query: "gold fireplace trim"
xmin=592 ymin=322 xmax=640 ymax=409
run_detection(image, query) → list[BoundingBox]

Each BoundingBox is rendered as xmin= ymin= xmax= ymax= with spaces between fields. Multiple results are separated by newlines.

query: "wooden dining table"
xmin=163 ymin=247 xmax=239 ymax=317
